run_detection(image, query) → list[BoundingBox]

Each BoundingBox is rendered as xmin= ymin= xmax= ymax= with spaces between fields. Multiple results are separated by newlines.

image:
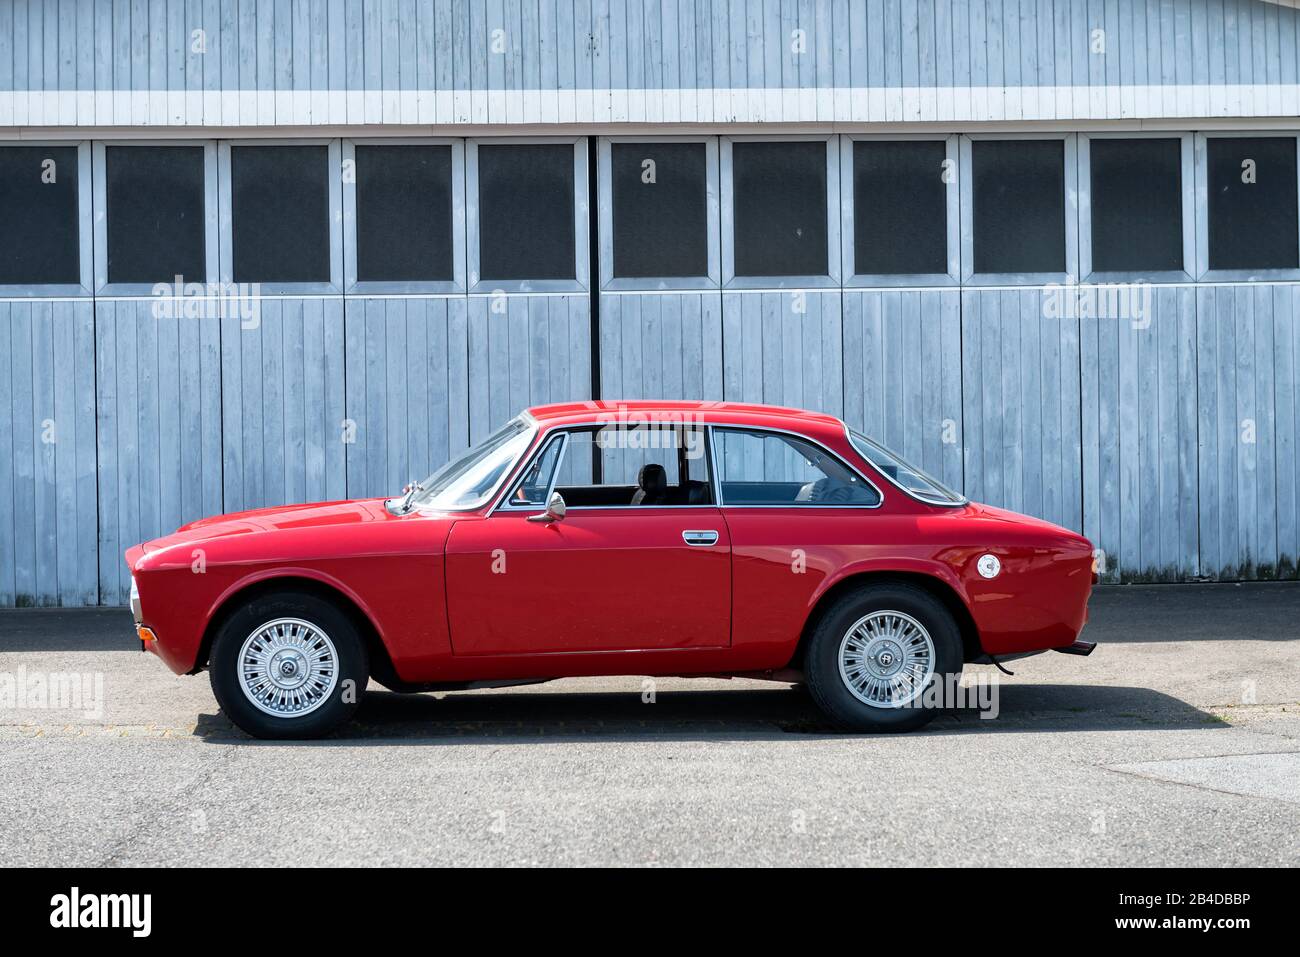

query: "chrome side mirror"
xmin=526 ymin=490 xmax=566 ymax=523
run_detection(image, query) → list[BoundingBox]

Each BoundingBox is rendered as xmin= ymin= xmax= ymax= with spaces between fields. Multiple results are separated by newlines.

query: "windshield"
xmin=409 ymin=417 xmax=535 ymax=511
xmin=848 ymin=430 xmax=966 ymax=506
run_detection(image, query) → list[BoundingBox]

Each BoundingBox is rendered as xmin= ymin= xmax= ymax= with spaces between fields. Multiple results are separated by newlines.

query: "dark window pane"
xmin=106 ymin=146 xmax=206 ymax=284
xmin=231 ymin=145 xmax=330 ymax=283
xmin=732 ymin=141 xmax=828 ymax=277
xmin=611 ymin=142 xmax=708 ymax=278
xmin=853 ymin=140 xmax=947 ymax=275
xmin=1089 ymin=138 xmax=1183 ymax=273
xmin=972 ymin=139 xmax=1066 ymax=274
xmin=0 ymin=146 xmax=80 ymax=285
xmin=1208 ymin=137 xmax=1299 ymax=271
xmin=355 ymin=144 xmax=454 ymax=282
xmin=477 ymin=144 xmax=575 ymax=281
xmin=715 ymin=428 xmax=880 ymax=506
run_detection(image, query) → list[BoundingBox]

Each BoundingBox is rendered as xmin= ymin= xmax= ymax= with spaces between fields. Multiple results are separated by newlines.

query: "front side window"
xmin=714 ymin=428 xmax=879 ymax=507
xmin=502 ymin=424 xmax=713 ymax=509
xmin=413 ymin=418 xmax=535 ymax=511
xmin=849 ymin=431 xmax=964 ymax=506
xmin=0 ymin=145 xmax=80 ymax=285
xmin=505 ymin=433 xmax=566 ymax=507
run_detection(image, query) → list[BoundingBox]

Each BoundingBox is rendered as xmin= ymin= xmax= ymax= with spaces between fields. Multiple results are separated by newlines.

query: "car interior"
xmin=554 ymin=428 xmax=715 ymax=507
xmin=506 ymin=424 xmax=879 ymax=510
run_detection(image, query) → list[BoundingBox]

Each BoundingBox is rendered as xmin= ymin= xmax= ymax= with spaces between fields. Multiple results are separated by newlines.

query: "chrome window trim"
xmin=487 ymin=418 xmax=894 ymax=515
xmin=841 ymin=422 xmax=967 ymax=508
xmin=708 ymin=424 xmax=885 ymax=510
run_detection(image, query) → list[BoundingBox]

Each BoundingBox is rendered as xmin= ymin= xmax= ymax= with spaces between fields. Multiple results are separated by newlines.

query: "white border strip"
xmin=3 ymin=86 xmax=1300 ymax=128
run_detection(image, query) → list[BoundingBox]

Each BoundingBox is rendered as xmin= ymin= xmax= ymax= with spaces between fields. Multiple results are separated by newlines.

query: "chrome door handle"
xmin=682 ymin=529 xmax=720 ymax=546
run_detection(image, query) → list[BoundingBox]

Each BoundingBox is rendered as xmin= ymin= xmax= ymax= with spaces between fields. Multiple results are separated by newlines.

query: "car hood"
xmin=138 ymin=498 xmax=403 ymax=554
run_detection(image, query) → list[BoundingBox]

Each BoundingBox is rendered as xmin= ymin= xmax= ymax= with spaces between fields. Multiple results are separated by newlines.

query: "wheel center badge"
xmin=867 ymin=639 xmax=905 ymax=677
xmin=269 ymin=649 xmax=309 ymax=689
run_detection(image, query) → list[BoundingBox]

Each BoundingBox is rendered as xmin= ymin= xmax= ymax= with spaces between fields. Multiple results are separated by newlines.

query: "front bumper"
xmin=129 ymin=573 xmax=161 ymax=653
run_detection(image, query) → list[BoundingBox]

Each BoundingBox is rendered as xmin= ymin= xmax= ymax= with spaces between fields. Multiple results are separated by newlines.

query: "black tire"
xmin=209 ymin=591 xmax=368 ymax=739
xmin=804 ymin=584 xmax=963 ymax=733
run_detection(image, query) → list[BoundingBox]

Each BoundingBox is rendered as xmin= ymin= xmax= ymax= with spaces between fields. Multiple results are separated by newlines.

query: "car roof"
xmin=523 ymin=400 xmax=849 ymax=436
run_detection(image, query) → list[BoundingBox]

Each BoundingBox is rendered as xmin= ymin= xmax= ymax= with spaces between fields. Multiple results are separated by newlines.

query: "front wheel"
xmin=804 ymin=584 xmax=963 ymax=733
xmin=209 ymin=592 xmax=368 ymax=739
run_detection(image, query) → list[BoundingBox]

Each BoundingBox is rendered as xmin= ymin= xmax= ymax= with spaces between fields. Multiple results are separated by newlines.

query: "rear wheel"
xmin=209 ymin=591 xmax=368 ymax=739
xmin=804 ymin=584 xmax=963 ymax=732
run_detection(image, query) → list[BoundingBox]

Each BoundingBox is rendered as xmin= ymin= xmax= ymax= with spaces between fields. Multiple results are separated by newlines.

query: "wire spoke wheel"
xmin=237 ymin=617 xmax=339 ymax=718
xmin=837 ymin=610 xmax=936 ymax=709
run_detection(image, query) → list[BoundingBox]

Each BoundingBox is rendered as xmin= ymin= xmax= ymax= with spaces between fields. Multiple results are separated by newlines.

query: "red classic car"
xmin=126 ymin=400 xmax=1096 ymax=738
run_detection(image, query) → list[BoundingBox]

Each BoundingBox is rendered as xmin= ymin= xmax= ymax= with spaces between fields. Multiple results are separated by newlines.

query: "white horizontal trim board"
xmin=13 ymin=279 xmax=1300 ymax=305
xmin=4 ymin=86 xmax=1300 ymax=128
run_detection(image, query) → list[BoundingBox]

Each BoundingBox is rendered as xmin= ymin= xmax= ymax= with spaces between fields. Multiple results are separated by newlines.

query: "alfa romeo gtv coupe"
xmin=127 ymin=401 xmax=1096 ymax=738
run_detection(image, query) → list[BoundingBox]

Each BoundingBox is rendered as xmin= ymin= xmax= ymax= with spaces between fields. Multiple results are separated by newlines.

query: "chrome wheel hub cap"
xmin=838 ymin=610 xmax=936 ymax=709
xmin=238 ymin=618 xmax=338 ymax=717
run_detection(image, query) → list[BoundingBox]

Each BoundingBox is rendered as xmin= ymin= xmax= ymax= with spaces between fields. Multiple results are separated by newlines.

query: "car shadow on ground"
xmin=193 ymin=683 xmax=1228 ymax=744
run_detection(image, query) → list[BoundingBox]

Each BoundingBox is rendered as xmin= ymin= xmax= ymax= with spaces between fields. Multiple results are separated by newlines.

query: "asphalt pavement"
xmin=1 ymin=582 xmax=1298 ymax=866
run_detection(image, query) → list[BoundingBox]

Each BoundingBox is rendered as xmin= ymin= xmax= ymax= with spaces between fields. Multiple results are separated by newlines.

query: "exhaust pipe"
xmin=1055 ymin=640 xmax=1096 ymax=657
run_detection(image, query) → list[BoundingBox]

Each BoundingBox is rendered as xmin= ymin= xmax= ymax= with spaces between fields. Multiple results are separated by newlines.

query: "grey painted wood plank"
xmin=94 ymin=303 xmax=118 ymax=604
xmin=1176 ymin=287 xmax=1199 ymax=575
xmin=1215 ymin=286 xmax=1240 ymax=577
xmin=1235 ymin=284 xmax=1257 ymax=575
xmin=1275 ymin=286 xmax=1298 ymax=577
xmin=342 ymin=297 xmax=367 ymax=495
xmin=382 ymin=298 xmax=406 ymax=494
xmin=154 ymin=307 xmax=182 ymax=543
xmin=0 ymin=304 xmax=14 ymax=606
xmin=1252 ymin=283 xmax=1278 ymax=575
xmin=24 ymin=301 xmax=53 ymax=605
xmin=1020 ymin=289 xmax=1046 ymax=523
xmin=363 ymin=295 xmax=388 ymax=494
xmin=1195 ymin=285 xmax=1220 ymax=576
xmin=1137 ymin=293 xmax=1161 ymax=573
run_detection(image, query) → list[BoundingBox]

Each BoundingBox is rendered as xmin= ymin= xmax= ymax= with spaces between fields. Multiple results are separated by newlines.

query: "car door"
xmin=711 ymin=426 xmax=886 ymax=654
xmin=444 ymin=424 xmax=732 ymax=656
